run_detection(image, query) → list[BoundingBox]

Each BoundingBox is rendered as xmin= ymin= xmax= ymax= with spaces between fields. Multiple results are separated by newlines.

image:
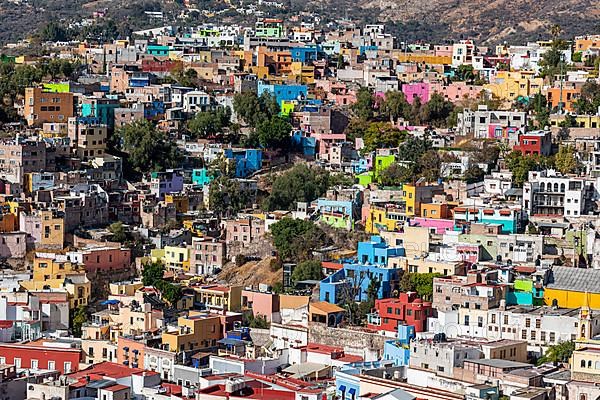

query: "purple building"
xmin=150 ymin=170 xmax=184 ymax=199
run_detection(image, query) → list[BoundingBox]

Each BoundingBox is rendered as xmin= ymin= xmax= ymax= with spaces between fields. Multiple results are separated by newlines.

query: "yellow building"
xmin=165 ymin=194 xmax=189 ymax=214
xmin=109 ymin=280 xmax=144 ymax=296
xmin=151 ymin=246 xmax=191 ymax=272
xmin=544 ymin=267 xmax=600 ymax=309
xmin=162 ymin=312 xmax=221 ymax=352
xmin=191 ymin=284 xmax=242 ymax=312
xmin=365 ymin=205 xmax=405 ymax=234
xmin=290 ymin=62 xmax=315 ymax=84
xmin=32 ymin=256 xmax=80 ymax=282
xmin=484 ymin=71 xmax=543 ymax=103
xmin=39 ymin=210 xmax=65 ymax=249
xmin=22 ymin=255 xmax=91 ymax=309
xmin=550 ymin=114 xmax=600 ymax=129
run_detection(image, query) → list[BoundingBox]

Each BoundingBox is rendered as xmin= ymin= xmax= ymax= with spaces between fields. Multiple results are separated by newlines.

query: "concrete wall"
xmin=308 ymin=323 xmax=386 ymax=361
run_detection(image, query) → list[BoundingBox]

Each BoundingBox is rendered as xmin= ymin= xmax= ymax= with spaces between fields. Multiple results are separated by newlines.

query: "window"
xmin=14 ymin=358 xmax=21 ymax=368
xmin=550 ymin=332 xmax=556 ymax=342
xmin=525 ymin=318 xmax=531 ymax=328
xmin=48 ymin=361 xmax=55 ymax=370
xmin=31 ymin=359 xmax=38 ymax=369
xmin=64 ymin=362 xmax=72 ymax=373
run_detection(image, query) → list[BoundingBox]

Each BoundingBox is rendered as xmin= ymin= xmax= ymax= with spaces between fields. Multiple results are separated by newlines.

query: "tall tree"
xmin=115 ymin=120 xmax=180 ymax=174
xmin=352 ymin=87 xmax=375 ymax=121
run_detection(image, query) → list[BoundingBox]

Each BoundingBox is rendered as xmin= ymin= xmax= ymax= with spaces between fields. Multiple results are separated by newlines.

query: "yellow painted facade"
xmin=151 ymin=246 xmax=191 ymax=272
xmin=544 ymin=288 xmax=600 ymax=309
xmin=165 ymin=194 xmax=189 ymax=214
xmin=161 ymin=312 xmax=221 ymax=352
xmin=484 ymin=71 xmax=543 ymax=102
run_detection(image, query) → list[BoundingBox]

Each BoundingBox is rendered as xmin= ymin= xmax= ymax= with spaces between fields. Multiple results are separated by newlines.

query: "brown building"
xmin=25 ymin=87 xmax=75 ymax=126
xmin=190 ymin=237 xmax=226 ymax=275
xmin=224 ymin=216 xmax=265 ymax=246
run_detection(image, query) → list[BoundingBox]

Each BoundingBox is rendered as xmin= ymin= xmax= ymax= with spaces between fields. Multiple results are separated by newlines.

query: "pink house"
xmin=402 ymin=83 xmax=430 ymax=104
xmin=430 ymin=82 xmax=483 ymax=103
xmin=241 ymin=290 xmax=280 ymax=323
xmin=410 ymin=217 xmax=454 ymax=234
xmin=311 ymin=132 xmax=347 ymax=157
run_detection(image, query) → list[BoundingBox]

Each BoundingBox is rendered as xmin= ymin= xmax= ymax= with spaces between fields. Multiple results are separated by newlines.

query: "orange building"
xmin=546 ymin=86 xmax=581 ymax=112
xmin=420 ymin=203 xmax=453 ymax=219
xmin=575 ymin=35 xmax=600 ymax=52
xmin=24 ymin=87 xmax=75 ymax=126
xmin=256 ymin=47 xmax=292 ymax=75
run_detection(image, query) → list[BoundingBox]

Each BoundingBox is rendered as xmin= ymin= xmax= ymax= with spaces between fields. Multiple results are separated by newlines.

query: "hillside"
xmin=306 ymin=0 xmax=600 ymax=44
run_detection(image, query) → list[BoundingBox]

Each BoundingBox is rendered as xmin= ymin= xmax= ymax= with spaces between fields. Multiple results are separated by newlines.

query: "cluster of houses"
xmin=3 ymin=8 xmax=600 ymax=400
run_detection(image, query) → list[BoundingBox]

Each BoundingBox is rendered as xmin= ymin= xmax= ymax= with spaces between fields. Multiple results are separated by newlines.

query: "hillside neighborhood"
xmin=1 ymin=5 xmax=600 ymax=400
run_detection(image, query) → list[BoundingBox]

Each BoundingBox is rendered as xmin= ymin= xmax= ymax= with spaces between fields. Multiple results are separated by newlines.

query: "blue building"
xmin=224 ymin=148 xmax=262 ymax=178
xmin=291 ymin=131 xmax=316 ymax=157
xmin=319 ymin=236 xmax=405 ymax=303
xmin=143 ymin=100 xmax=165 ymax=119
xmin=383 ymin=325 xmax=415 ymax=366
xmin=192 ymin=168 xmax=213 ymax=187
xmin=335 ymin=360 xmax=397 ymax=400
xmin=257 ymin=81 xmax=308 ymax=106
xmin=290 ymin=45 xmax=319 ymax=63
xmin=80 ymin=98 xmax=120 ymax=129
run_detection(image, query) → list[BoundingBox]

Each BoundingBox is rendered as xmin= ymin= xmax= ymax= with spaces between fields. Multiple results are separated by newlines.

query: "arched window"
xmin=580 ymin=394 xmax=587 ymax=400
xmin=560 ymin=183 xmax=565 ymax=192
xmin=540 ymin=182 xmax=545 ymax=192
xmin=554 ymin=183 xmax=559 ymax=192
xmin=581 ymin=359 xmax=586 ymax=368
xmin=595 ymin=361 xmax=600 ymax=369
xmin=588 ymin=360 xmax=593 ymax=368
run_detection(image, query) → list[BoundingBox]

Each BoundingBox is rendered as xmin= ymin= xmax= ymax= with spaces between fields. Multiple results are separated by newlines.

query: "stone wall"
xmin=308 ymin=322 xmax=387 ymax=361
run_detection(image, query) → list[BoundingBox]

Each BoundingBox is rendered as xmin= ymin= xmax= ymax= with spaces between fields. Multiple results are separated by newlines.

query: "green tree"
xmin=399 ymin=272 xmax=442 ymax=300
xmin=233 ymin=92 xmax=279 ymax=127
xmin=264 ymin=164 xmax=331 ymax=211
xmin=378 ymin=164 xmax=415 ymax=186
xmin=270 ymin=218 xmax=328 ymax=261
xmin=142 ymin=260 xmax=165 ymax=286
xmin=380 ymin=91 xmax=411 ymax=123
xmin=422 ymin=93 xmax=455 ymax=128
xmin=554 ymin=145 xmax=579 ymax=174
xmin=505 ymin=150 xmax=546 ymax=187
xmin=116 ymin=120 xmax=180 ymax=175
xmin=257 ymin=116 xmax=292 ymax=149
xmin=537 ymin=341 xmax=575 ymax=365
xmin=352 ymin=87 xmax=375 ymax=121
xmin=463 ymin=166 xmax=485 ymax=183
xmin=71 ymin=305 xmax=88 ymax=338
xmin=398 ymin=135 xmax=432 ymax=163
xmin=246 ymin=313 xmax=269 ymax=329
xmin=209 ymin=176 xmax=249 ymax=218
xmin=188 ymin=107 xmax=231 ymax=139
xmin=39 ymin=21 xmax=69 ymax=42
xmin=108 ymin=221 xmax=128 ymax=243
xmin=362 ymin=122 xmax=407 ymax=153
xmin=418 ymin=150 xmax=441 ymax=182
xmin=455 ymin=65 xmax=476 ymax=83
xmin=291 ymin=259 xmax=324 ymax=283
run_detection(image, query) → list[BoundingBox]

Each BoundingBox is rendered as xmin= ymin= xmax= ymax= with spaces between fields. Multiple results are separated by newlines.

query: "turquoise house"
xmin=192 ymin=168 xmax=212 ymax=187
xmin=147 ymin=45 xmax=170 ymax=57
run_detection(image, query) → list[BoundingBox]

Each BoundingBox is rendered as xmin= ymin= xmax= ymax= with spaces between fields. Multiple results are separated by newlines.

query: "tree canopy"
xmin=233 ymin=92 xmax=279 ymax=128
xmin=187 ymin=107 xmax=231 ymax=139
xmin=270 ymin=218 xmax=328 ymax=261
xmin=536 ymin=341 xmax=575 ymax=365
xmin=291 ymin=259 xmax=324 ymax=283
xmin=115 ymin=120 xmax=181 ymax=175
xmin=263 ymin=164 xmax=332 ymax=211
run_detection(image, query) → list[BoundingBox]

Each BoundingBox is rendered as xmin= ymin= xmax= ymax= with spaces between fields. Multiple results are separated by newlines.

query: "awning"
xmin=348 ymin=388 xmax=356 ymax=396
xmin=101 ymin=299 xmax=120 ymax=305
xmin=339 ymin=385 xmax=346 ymax=392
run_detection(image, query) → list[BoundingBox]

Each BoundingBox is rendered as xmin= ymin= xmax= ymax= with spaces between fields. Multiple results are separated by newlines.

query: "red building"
xmin=0 ymin=341 xmax=82 ymax=373
xmin=366 ymin=292 xmax=433 ymax=333
xmin=514 ymin=131 xmax=552 ymax=156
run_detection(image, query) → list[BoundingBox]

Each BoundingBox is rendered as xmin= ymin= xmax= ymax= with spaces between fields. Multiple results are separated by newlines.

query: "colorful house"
xmin=382 ymin=324 xmax=415 ymax=366
xmin=257 ymin=81 xmax=308 ymax=106
xmin=544 ymin=267 xmax=600 ymax=308
xmin=320 ymin=236 xmax=405 ymax=304
xmin=192 ymin=168 xmax=213 ymax=187
xmin=223 ymin=148 xmax=262 ymax=178
xmin=366 ymin=292 xmax=433 ymax=333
